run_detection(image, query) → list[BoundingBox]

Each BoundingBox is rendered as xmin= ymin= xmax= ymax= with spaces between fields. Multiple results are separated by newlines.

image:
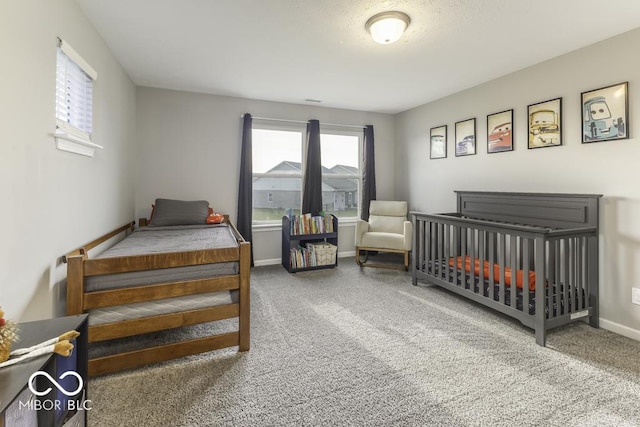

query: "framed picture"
xmin=430 ymin=125 xmax=447 ymax=159
xmin=581 ymin=81 xmax=628 ymax=143
xmin=528 ymin=97 xmax=562 ymax=149
xmin=487 ymin=109 xmax=513 ymax=153
xmin=455 ymin=118 xmax=476 ymax=156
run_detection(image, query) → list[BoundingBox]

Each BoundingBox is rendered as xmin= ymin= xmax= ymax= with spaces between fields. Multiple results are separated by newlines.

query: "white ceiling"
xmin=75 ymin=0 xmax=640 ymax=114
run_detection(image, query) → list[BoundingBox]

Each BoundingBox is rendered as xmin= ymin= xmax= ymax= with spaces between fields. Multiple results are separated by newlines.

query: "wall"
xmin=0 ymin=0 xmax=136 ymax=321
xmin=135 ymin=88 xmax=396 ymax=263
xmin=396 ymin=28 xmax=640 ymax=340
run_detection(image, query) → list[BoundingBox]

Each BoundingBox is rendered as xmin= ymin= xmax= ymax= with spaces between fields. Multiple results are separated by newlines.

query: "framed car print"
xmin=581 ymin=81 xmax=628 ymax=143
xmin=455 ymin=118 xmax=476 ymax=157
xmin=487 ymin=109 xmax=513 ymax=153
xmin=528 ymin=97 xmax=562 ymax=149
xmin=430 ymin=125 xmax=447 ymax=159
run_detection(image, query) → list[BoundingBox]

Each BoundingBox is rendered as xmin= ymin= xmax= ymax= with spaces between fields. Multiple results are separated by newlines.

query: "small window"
xmin=54 ymin=39 xmax=102 ymax=156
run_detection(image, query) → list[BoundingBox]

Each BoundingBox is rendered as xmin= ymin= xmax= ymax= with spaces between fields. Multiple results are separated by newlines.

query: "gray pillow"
xmin=148 ymin=198 xmax=210 ymax=226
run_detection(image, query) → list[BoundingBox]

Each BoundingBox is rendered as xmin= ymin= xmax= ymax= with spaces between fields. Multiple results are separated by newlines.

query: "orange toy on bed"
xmin=449 ymin=256 xmax=537 ymax=291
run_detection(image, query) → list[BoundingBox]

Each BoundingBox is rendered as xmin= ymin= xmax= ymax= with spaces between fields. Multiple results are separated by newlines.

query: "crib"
xmin=411 ymin=191 xmax=601 ymax=346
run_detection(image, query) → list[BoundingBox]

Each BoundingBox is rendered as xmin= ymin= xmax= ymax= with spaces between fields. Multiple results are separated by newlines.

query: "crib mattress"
xmin=426 ymin=259 xmax=583 ymax=316
xmin=86 ymin=224 xmax=239 ymax=293
xmin=88 ymin=289 xmax=239 ymax=326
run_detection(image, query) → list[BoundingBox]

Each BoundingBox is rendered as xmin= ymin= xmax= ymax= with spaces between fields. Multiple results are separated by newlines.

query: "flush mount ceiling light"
xmin=365 ymin=11 xmax=411 ymax=45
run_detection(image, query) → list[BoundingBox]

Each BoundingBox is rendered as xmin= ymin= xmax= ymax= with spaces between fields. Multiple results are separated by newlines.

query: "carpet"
xmin=88 ymin=258 xmax=640 ymax=426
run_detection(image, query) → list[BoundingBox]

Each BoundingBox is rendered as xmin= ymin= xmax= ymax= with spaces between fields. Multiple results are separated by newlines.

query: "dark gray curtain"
xmin=301 ymin=119 xmax=323 ymax=215
xmin=361 ymin=125 xmax=376 ymax=221
xmin=237 ymin=113 xmax=254 ymax=266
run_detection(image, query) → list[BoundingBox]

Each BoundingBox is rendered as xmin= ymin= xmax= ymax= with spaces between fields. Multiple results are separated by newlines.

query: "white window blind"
xmin=54 ymin=39 xmax=101 ymax=156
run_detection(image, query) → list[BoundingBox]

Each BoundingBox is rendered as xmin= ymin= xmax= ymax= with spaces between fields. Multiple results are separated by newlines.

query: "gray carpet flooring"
xmin=88 ymin=258 xmax=640 ymax=426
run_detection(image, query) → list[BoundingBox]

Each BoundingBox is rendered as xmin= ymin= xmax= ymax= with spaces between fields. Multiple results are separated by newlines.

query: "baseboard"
xmin=600 ymin=318 xmax=640 ymax=342
xmin=255 ymin=251 xmax=355 ymax=267
xmin=254 ymin=258 xmax=280 ymax=267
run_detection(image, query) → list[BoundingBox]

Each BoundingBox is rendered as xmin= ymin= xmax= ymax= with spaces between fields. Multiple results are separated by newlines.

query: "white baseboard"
xmin=254 ymin=251 xmax=355 ymax=267
xmin=254 ymin=258 xmax=280 ymax=267
xmin=600 ymin=318 xmax=640 ymax=342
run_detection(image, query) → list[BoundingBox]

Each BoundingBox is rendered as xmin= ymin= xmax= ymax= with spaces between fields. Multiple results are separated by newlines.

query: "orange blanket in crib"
xmin=448 ymin=256 xmax=537 ymax=291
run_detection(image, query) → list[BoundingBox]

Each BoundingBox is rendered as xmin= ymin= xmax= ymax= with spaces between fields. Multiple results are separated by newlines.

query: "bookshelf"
xmin=282 ymin=213 xmax=338 ymax=273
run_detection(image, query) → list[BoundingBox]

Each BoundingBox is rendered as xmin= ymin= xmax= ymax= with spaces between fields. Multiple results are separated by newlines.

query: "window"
xmin=54 ymin=39 xmax=101 ymax=156
xmin=320 ymin=132 xmax=360 ymax=220
xmin=252 ymin=123 xmax=361 ymax=225
xmin=252 ymin=126 xmax=304 ymax=223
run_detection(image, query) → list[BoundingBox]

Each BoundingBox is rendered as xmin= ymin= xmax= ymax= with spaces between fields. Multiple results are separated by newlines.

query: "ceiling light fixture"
xmin=365 ymin=11 xmax=411 ymax=45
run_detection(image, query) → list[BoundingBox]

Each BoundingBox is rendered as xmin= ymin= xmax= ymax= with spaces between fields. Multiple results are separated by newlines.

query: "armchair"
xmin=355 ymin=200 xmax=412 ymax=270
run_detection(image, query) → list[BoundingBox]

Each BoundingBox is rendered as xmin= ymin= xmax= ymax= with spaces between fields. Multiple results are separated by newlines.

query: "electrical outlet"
xmin=633 ymin=288 xmax=640 ymax=305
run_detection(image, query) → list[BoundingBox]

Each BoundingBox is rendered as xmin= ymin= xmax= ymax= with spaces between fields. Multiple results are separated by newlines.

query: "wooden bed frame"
xmin=412 ymin=191 xmax=601 ymax=346
xmin=64 ymin=215 xmax=250 ymax=377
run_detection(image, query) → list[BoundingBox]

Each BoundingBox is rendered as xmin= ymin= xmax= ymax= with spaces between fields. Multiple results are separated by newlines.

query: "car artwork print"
xmin=581 ymin=82 xmax=628 ymax=143
xmin=528 ymin=98 xmax=562 ymax=149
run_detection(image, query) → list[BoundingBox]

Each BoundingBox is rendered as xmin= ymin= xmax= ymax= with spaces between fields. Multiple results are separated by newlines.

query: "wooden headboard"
xmin=455 ymin=191 xmax=602 ymax=230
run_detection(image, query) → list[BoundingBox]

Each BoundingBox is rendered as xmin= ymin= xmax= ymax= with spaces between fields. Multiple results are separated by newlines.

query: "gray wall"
xmin=135 ymin=88 xmax=397 ymax=263
xmin=0 ymin=0 xmax=136 ymax=321
xmin=396 ymin=28 xmax=640 ymax=340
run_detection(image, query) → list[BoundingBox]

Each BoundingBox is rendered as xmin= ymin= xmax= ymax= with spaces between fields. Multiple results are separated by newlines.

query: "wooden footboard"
xmin=412 ymin=191 xmax=601 ymax=346
xmin=65 ymin=218 xmax=250 ymax=376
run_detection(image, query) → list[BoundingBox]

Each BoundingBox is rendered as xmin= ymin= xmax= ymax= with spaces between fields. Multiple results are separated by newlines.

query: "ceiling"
xmin=75 ymin=0 xmax=640 ymax=114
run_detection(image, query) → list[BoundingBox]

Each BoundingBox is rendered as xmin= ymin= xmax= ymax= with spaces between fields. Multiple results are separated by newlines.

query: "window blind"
xmin=55 ymin=41 xmax=95 ymax=139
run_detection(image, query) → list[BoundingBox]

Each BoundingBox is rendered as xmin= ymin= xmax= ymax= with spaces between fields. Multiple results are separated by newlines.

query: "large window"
xmin=320 ymin=132 xmax=360 ymax=220
xmin=252 ymin=124 xmax=361 ymax=225
xmin=252 ymin=126 xmax=304 ymax=223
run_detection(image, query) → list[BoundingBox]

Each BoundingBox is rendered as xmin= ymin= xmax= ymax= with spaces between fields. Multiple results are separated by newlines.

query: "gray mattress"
xmin=86 ymin=224 xmax=239 ymax=293
xmin=85 ymin=224 xmax=241 ymax=326
xmin=88 ymin=290 xmax=238 ymax=326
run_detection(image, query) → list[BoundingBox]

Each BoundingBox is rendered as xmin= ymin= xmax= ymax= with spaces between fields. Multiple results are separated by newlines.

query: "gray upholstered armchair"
xmin=355 ymin=200 xmax=412 ymax=270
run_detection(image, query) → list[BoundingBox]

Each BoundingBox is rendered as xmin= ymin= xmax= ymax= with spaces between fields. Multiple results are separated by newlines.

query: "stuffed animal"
xmin=0 ymin=306 xmax=79 ymax=369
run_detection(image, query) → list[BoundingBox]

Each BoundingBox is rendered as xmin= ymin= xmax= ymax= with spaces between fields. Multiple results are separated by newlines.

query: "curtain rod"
xmin=241 ymin=114 xmax=366 ymax=130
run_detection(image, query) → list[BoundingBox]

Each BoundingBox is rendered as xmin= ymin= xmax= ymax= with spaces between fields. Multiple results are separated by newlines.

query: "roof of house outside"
xmin=253 ymin=161 xmax=358 ymax=191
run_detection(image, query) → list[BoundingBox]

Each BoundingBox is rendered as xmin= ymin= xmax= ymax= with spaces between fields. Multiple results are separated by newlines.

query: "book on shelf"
xmin=289 ymin=242 xmax=337 ymax=269
xmin=288 ymin=212 xmax=334 ymax=235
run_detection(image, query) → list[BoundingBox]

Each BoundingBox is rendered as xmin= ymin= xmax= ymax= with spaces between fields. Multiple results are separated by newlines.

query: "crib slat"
xmin=444 ymin=223 xmax=451 ymax=283
xmin=469 ymin=228 xmax=476 ymax=293
xmin=547 ymin=239 xmax=556 ymax=318
xmin=577 ymin=236 xmax=584 ymax=310
xmin=563 ymin=239 xmax=570 ymax=314
xmin=478 ymin=230 xmax=486 ymax=296
xmin=498 ymin=233 xmax=506 ymax=304
xmin=510 ymin=235 xmax=517 ymax=309
xmin=488 ymin=232 xmax=495 ymax=301
xmin=522 ymin=238 xmax=530 ymax=315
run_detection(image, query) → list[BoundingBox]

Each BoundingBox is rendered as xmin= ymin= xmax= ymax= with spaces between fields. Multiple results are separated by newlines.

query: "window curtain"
xmin=301 ymin=119 xmax=323 ymax=215
xmin=237 ymin=113 xmax=254 ymax=266
xmin=361 ymin=125 xmax=376 ymax=221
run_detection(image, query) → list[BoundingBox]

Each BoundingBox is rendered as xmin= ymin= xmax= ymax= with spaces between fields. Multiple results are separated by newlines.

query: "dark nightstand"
xmin=0 ymin=314 xmax=88 ymax=427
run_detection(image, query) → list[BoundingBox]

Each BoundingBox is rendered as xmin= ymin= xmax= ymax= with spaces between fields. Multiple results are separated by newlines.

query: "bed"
xmin=411 ymin=191 xmax=601 ymax=346
xmin=64 ymin=199 xmax=250 ymax=376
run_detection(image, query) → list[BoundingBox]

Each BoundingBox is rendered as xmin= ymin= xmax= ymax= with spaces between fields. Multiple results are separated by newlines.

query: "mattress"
xmin=85 ymin=224 xmax=239 ymax=292
xmin=425 ymin=259 xmax=582 ymax=316
xmin=88 ymin=290 xmax=238 ymax=326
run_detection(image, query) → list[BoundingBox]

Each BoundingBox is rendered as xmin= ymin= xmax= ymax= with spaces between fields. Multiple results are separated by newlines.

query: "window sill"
xmin=252 ymin=218 xmax=357 ymax=232
xmin=53 ymin=131 xmax=103 ymax=157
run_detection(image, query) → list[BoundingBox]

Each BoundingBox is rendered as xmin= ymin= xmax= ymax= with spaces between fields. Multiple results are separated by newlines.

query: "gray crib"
xmin=411 ymin=191 xmax=601 ymax=346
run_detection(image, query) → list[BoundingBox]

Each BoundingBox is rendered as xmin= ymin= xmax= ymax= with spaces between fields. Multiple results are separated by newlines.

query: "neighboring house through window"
xmin=252 ymin=123 xmax=361 ymax=225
